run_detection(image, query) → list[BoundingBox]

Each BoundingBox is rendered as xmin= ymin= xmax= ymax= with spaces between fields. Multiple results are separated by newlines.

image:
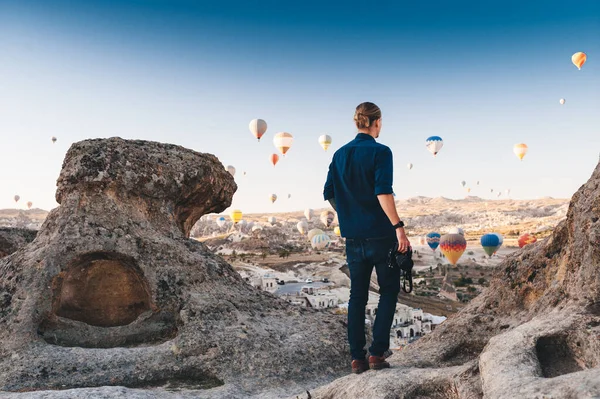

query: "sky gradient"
xmin=1 ymin=0 xmax=599 ymax=214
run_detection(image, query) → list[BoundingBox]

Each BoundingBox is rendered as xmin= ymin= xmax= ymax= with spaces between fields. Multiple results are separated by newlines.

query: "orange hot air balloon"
xmin=518 ymin=233 xmax=537 ymax=248
xmin=513 ymin=143 xmax=528 ymax=161
xmin=270 ymin=153 xmax=279 ymax=166
xmin=571 ymin=52 xmax=587 ymax=70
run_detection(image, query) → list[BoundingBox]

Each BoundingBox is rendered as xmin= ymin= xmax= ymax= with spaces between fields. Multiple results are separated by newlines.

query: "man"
xmin=323 ymin=102 xmax=410 ymax=374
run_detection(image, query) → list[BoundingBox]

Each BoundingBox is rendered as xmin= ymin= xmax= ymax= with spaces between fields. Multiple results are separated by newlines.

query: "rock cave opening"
xmin=38 ymin=252 xmax=179 ymax=348
xmin=53 ymin=252 xmax=152 ymax=327
xmin=536 ymin=335 xmax=584 ymax=378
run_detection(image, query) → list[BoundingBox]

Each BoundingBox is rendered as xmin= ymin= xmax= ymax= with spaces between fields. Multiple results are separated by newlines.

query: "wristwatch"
xmin=393 ymin=221 xmax=405 ymax=229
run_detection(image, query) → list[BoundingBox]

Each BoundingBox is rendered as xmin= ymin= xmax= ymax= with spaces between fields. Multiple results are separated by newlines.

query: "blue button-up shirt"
xmin=323 ymin=133 xmax=395 ymax=239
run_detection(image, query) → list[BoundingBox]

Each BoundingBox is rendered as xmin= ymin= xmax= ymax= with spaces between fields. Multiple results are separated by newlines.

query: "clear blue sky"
xmin=1 ymin=0 xmax=599 ymax=214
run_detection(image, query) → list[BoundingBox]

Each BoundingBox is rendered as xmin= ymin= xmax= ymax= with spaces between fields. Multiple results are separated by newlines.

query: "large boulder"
xmin=304 ymin=161 xmax=600 ymax=399
xmin=0 ymin=138 xmax=348 ymax=398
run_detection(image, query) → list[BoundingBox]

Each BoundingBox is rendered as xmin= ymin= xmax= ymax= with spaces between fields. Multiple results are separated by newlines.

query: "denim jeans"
xmin=346 ymin=235 xmax=400 ymax=360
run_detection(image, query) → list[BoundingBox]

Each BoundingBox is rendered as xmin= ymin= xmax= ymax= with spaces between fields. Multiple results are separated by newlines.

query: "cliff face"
xmin=0 ymin=228 xmax=37 ymax=259
xmin=0 ymin=138 xmax=348 ymax=398
xmin=306 ymin=162 xmax=600 ymax=399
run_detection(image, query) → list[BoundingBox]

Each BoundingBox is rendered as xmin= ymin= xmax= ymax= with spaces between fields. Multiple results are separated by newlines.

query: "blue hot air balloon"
xmin=426 ymin=232 xmax=441 ymax=251
xmin=425 ymin=136 xmax=444 ymax=157
xmin=481 ymin=233 xmax=501 ymax=257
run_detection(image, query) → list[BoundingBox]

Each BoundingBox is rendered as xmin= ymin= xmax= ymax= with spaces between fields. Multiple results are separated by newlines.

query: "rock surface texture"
xmin=0 ymin=228 xmax=37 ymax=259
xmin=0 ymin=138 xmax=348 ymax=398
xmin=301 ymin=162 xmax=600 ymax=398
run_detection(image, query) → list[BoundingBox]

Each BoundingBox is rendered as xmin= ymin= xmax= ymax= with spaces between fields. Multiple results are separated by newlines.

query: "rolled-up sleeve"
xmin=374 ymin=147 xmax=393 ymax=195
xmin=323 ymin=160 xmax=335 ymax=201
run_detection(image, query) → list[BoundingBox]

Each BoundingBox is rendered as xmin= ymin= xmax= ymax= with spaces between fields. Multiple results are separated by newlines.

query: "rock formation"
xmin=0 ymin=138 xmax=348 ymax=398
xmin=303 ymin=162 xmax=600 ymax=398
xmin=0 ymin=228 xmax=37 ymax=259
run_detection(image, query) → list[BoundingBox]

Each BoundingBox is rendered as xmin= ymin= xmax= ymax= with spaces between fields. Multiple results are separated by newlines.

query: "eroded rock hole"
xmin=54 ymin=252 xmax=151 ymax=327
xmin=536 ymin=335 xmax=584 ymax=378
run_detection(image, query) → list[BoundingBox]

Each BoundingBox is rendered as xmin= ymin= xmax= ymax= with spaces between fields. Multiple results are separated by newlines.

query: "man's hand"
xmin=396 ymin=228 xmax=410 ymax=253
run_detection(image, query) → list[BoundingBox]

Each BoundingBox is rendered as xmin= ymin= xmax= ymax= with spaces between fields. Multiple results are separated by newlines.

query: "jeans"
xmin=346 ymin=235 xmax=400 ymax=360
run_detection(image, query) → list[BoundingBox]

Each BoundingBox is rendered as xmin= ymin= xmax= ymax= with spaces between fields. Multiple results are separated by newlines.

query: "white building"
xmin=250 ymin=274 xmax=278 ymax=293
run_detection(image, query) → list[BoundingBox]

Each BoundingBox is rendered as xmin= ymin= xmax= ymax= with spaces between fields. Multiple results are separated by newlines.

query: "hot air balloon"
xmin=273 ymin=132 xmax=294 ymax=156
xmin=268 ymin=216 xmax=277 ymax=226
xmin=513 ymin=143 xmax=528 ymax=161
xmin=230 ymin=210 xmax=243 ymax=224
xmin=466 ymin=188 xmax=471 ymax=193
xmin=249 ymin=119 xmax=268 ymax=141
xmin=297 ymin=221 xmax=308 ymax=235
xmin=518 ymin=233 xmax=537 ymax=248
xmin=318 ymin=135 xmax=332 ymax=151
xmin=14 ymin=195 xmax=20 ymax=203
xmin=426 ymin=232 xmax=441 ymax=251
xmin=226 ymin=165 xmax=236 ymax=177
xmin=476 ymin=181 xmax=480 ymax=186
xmin=481 ymin=233 xmax=501 ymax=257
xmin=439 ymin=234 xmax=467 ymax=265
xmin=269 ymin=194 xmax=277 ymax=204
xmin=311 ymin=234 xmax=331 ymax=250
xmin=448 ymin=227 xmax=465 ymax=236
xmin=572 ymin=52 xmax=587 ymax=70
xmin=51 ymin=136 xmax=57 ymax=144
xmin=304 ymin=208 xmax=313 ymax=221
xmin=491 ymin=233 xmax=504 ymax=254
xmin=320 ymin=210 xmax=335 ymax=228
xmin=216 ymin=216 xmax=227 ymax=228
xmin=490 ymin=188 xmax=494 ymax=193
xmin=26 ymin=201 xmax=33 ymax=209
xmin=506 ymin=189 xmax=511 ymax=196
xmin=461 ymin=181 xmax=466 ymax=187
xmin=252 ymin=224 xmax=263 ymax=232
xmin=407 ymin=163 xmax=413 ymax=170
xmin=270 ymin=153 xmax=279 ymax=167
xmin=333 ymin=226 xmax=341 ymax=237
xmin=308 ymin=228 xmax=324 ymax=241
xmin=559 ymin=98 xmax=566 ymax=105
xmin=287 ymin=193 xmax=291 ymax=199
xmin=418 ymin=236 xmax=427 ymax=246
xmin=425 ymin=136 xmax=444 ymax=157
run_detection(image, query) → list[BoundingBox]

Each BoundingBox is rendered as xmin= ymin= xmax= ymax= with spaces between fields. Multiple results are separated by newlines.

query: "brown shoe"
xmin=369 ymin=355 xmax=390 ymax=370
xmin=351 ymin=359 xmax=369 ymax=374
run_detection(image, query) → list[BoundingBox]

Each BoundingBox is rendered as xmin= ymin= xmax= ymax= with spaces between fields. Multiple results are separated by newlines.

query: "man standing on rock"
xmin=323 ymin=102 xmax=410 ymax=374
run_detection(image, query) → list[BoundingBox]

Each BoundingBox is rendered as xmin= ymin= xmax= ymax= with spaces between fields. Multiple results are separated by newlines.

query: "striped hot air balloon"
xmin=513 ymin=143 xmax=528 ymax=161
xmin=269 ymin=194 xmax=277 ymax=204
xmin=308 ymin=228 xmax=324 ymax=241
xmin=273 ymin=132 xmax=294 ymax=156
xmin=518 ymin=233 xmax=537 ymax=248
xmin=439 ymin=233 xmax=467 ymax=265
xmin=249 ymin=119 xmax=267 ymax=141
xmin=481 ymin=233 xmax=501 ymax=257
xmin=425 ymin=136 xmax=444 ymax=157
xmin=426 ymin=232 xmax=441 ymax=251
xmin=311 ymin=233 xmax=331 ymax=250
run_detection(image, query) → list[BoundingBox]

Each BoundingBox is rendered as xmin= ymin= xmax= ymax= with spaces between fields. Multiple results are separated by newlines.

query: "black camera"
xmin=388 ymin=244 xmax=414 ymax=293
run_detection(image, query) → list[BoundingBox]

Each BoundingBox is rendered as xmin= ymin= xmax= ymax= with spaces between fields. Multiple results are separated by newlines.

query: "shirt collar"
xmin=355 ymin=133 xmax=375 ymax=141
